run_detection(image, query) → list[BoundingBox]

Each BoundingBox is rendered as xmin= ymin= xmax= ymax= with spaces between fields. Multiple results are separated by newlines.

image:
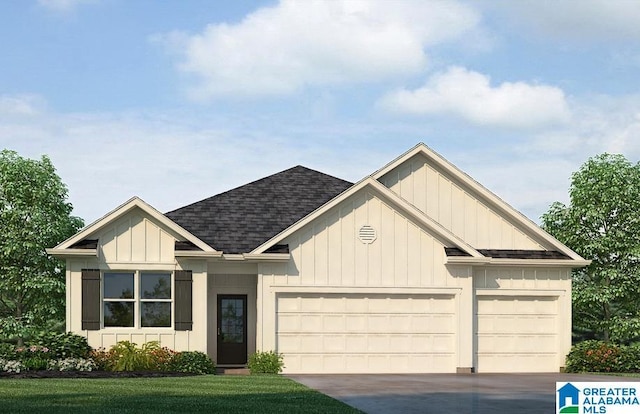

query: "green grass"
xmin=0 ymin=375 xmax=362 ymax=414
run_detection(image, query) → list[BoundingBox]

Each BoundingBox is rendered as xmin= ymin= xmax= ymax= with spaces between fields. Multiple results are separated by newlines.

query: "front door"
xmin=217 ymin=295 xmax=248 ymax=365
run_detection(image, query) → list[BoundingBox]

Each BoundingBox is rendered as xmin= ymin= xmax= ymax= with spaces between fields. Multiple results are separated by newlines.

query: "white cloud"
xmin=0 ymin=94 xmax=46 ymax=117
xmin=378 ymin=66 xmax=570 ymax=128
xmin=37 ymin=0 xmax=97 ymax=13
xmin=488 ymin=0 xmax=640 ymax=42
xmin=159 ymin=0 xmax=481 ymax=99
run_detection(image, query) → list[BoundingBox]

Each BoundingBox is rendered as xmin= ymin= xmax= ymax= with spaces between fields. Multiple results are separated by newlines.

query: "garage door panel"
xmin=323 ymin=315 xmax=345 ymax=331
xmin=277 ymin=293 xmax=456 ymax=373
xmin=476 ymin=296 xmax=559 ymax=373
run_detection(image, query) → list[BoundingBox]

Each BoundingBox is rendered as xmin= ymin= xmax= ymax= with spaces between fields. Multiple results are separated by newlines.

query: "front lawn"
xmin=0 ymin=374 xmax=362 ymax=414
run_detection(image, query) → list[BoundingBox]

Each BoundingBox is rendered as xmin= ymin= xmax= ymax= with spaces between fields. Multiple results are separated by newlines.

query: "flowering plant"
xmin=48 ymin=358 xmax=96 ymax=372
xmin=15 ymin=345 xmax=51 ymax=370
xmin=0 ymin=358 xmax=25 ymax=373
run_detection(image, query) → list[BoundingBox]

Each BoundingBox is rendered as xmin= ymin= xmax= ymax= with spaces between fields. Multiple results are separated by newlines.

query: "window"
xmin=103 ymin=271 xmax=172 ymax=328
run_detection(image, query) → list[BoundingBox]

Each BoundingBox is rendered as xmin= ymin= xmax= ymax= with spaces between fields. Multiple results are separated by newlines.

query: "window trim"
xmin=101 ymin=270 xmax=174 ymax=329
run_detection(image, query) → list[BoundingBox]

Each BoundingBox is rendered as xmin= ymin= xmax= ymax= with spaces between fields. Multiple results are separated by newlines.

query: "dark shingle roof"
xmin=444 ymin=247 xmax=570 ymax=260
xmin=165 ymin=166 xmax=353 ymax=254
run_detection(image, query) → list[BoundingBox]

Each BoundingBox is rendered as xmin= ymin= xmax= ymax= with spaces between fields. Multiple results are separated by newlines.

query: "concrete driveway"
xmin=288 ymin=373 xmax=638 ymax=414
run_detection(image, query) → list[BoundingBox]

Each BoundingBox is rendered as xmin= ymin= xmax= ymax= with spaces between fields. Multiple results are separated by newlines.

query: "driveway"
xmin=288 ymin=373 xmax=638 ymax=414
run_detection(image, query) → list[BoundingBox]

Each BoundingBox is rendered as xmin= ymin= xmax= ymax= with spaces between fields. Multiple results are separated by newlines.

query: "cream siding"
xmin=379 ymin=155 xmax=543 ymax=250
xmin=473 ymin=266 xmax=571 ymax=372
xmin=98 ymin=211 xmax=175 ymax=264
xmin=66 ymin=208 xmax=209 ymax=354
xmin=257 ymin=188 xmax=473 ymax=373
xmin=274 ymin=190 xmax=456 ymax=288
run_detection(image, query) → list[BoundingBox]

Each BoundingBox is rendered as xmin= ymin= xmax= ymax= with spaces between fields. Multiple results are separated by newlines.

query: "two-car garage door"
xmin=276 ymin=293 xmax=457 ymax=374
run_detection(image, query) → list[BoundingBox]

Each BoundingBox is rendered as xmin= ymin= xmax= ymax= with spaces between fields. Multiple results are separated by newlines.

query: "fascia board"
xmin=373 ymin=143 xmax=587 ymax=262
xmin=46 ymin=248 xmax=97 ymax=258
xmin=446 ymin=257 xmax=592 ymax=267
xmin=174 ymin=251 xmax=223 ymax=258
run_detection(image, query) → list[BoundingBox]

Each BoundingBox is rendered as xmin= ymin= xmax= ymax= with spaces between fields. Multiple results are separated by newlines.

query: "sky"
xmin=2 ymin=0 xmax=640 ymax=226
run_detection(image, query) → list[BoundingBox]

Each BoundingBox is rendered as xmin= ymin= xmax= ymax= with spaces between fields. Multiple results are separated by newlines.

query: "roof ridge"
xmin=166 ymin=165 xmax=352 ymax=215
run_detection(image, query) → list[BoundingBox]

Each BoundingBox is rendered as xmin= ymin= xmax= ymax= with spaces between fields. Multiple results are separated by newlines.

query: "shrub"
xmin=15 ymin=345 xmax=52 ymax=370
xmin=0 ymin=343 xmax=16 ymax=359
xmin=0 ymin=358 xmax=24 ymax=373
xmin=48 ymin=358 xmax=96 ymax=372
xmin=108 ymin=341 xmax=163 ymax=372
xmin=89 ymin=348 xmax=115 ymax=371
xmin=168 ymin=351 xmax=216 ymax=374
xmin=28 ymin=332 xmax=91 ymax=359
xmin=565 ymin=340 xmax=622 ymax=373
xmin=247 ymin=350 xmax=284 ymax=374
xmin=148 ymin=346 xmax=177 ymax=371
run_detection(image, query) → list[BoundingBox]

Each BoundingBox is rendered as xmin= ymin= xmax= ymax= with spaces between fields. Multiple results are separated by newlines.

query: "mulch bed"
xmin=0 ymin=370 xmax=198 ymax=379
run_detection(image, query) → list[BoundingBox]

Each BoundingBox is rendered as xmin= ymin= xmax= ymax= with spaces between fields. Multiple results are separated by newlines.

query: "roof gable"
xmin=253 ymin=177 xmax=484 ymax=259
xmin=165 ymin=166 xmax=352 ymax=254
xmin=374 ymin=143 xmax=586 ymax=261
xmin=50 ymin=197 xmax=214 ymax=253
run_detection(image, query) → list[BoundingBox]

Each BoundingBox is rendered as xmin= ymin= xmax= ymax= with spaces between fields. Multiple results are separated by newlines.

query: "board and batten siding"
xmin=274 ymin=190 xmax=457 ymax=288
xmin=99 ymin=211 xmax=175 ymax=264
xmin=66 ymin=208 xmax=208 ymax=354
xmin=256 ymin=187 xmax=475 ymax=372
xmin=379 ymin=154 xmax=543 ymax=250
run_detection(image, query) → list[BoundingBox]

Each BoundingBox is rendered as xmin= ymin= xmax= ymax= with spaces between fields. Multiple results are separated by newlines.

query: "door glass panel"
xmin=220 ymin=298 xmax=244 ymax=343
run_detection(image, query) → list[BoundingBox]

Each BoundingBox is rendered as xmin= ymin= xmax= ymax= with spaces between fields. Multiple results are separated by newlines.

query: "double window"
xmin=103 ymin=272 xmax=172 ymax=328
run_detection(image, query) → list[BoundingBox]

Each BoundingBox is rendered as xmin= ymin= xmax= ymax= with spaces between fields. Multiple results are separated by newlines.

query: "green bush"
xmin=28 ymin=332 xmax=91 ymax=359
xmin=247 ymin=350 xmax=284 ymax=374
xmin=616 ymin=343 xmax=640 ymax=373
xmin=565 ymin=340 xmax=622 ymax=373
xmin=168 ymin=351 xmax=216 ymax=374
xmin=108 ymin=341 xmax=162 ymax=371
xmin=0 ymin=343 xmax=16 ymax=359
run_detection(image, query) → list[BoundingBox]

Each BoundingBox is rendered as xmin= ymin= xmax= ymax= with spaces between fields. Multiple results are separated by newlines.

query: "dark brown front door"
xmin=217 ymin=295 xmax=247 ymax=365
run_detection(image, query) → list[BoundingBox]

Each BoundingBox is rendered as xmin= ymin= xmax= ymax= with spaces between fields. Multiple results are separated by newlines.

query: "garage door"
xmin=276 ymin=293 xmax=457 ymax=373
xmin=476 ymin=295 xmax=559 ymax=373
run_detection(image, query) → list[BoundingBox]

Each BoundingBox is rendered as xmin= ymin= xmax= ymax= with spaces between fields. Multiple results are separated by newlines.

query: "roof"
xmin=165 ymin=166 xmax=353 ymax=253
xmin=444 ymin=247 xmax=571 ymax=260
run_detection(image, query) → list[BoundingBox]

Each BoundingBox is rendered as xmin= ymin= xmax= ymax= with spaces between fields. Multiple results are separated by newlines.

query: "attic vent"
xmin=358 ymin=225 xmax=377 ymax=244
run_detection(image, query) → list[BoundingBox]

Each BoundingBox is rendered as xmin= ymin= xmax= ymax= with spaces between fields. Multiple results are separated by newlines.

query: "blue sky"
xmin=2 ymin=0 xmax=640 ymax=225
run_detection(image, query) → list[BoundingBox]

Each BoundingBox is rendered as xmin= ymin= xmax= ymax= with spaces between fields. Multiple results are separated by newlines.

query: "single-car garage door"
xmin=276 ymin=293 xmax=457 ymax=373
xmin=475 ymin=295 xmax=559 ymax=373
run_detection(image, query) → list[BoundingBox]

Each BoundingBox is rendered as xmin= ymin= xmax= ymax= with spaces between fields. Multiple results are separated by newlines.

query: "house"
xmin=47 ymin=143 xmax=589 ymax=374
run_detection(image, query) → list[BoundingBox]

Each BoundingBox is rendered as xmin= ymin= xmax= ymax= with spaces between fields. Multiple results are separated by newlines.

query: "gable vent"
xmin=358 ymin=225 xmax=377 ymax=244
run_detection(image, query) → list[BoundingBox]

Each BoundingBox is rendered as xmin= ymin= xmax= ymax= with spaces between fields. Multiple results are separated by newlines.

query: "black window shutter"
xmin=174 ymin=270 xmax=193 ymax=331
xmin=81 ymin=269 xmax=101 ymax=331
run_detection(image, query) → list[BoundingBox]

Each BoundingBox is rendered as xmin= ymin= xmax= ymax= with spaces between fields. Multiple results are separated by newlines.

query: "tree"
xmin=542 ymin=153 xmax=640 ymax=343
xmin=0 ymin=150 xmax=84 ymax=343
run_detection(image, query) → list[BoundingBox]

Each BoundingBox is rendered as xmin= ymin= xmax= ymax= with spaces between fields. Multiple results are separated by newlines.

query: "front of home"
xmin=48 ymin=143 xmax=589 ymax=374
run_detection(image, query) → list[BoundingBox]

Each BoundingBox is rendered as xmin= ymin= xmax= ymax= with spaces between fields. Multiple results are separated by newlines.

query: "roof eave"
xmin=445 ymin=257 xmax=591 ymax=267
xmin=46 ymin=248 xmax=98 ymax=258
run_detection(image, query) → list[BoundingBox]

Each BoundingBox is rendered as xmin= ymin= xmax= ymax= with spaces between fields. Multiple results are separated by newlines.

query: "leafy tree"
xmin=542 ymin=153 xmax=640 ymax=343
xmin=0 ymin=150 xmax=83 ymax=343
